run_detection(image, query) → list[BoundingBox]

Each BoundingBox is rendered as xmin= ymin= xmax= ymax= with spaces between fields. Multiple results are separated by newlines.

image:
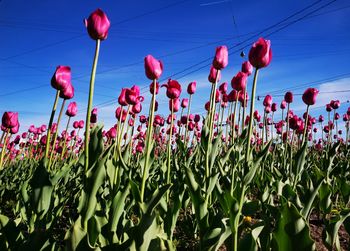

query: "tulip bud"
xmin=187 ymin=81 xmax=197 ymax=95
xmin=228 ymin=90 xmax=238 ymax=102
xmin=263 ymin=95 xmax=272 ymax=107
xmin=149 ymin=81 xmax=160 ymax=95
xmin=181 ymin=98 xmax=189 ymax=108
xmin=90 ymin=108 xmax=98 ymax=123
xmin=162 ymin=79 xmax=182 ymax=99
xmin=302 ymin=88 xmax=319 ymax=106
xmin=241 ymin=61 xmax=253 ymax=76
xmin=231 ymin=71 xmax=247 ymax=91
xmin=118 ymin=88 xmax=128 ymax=106
xmin=330 ymin=100 xmax=340 ymax=109
xmin=66 ymin=102 xmax=78 ymax=117
xmin=280 ymin=100 xmax=287 ymax=110
xmin=284 ymin=91 xmax=293 ymax=104
xmin=212 ymin=45 xmax=228 ymax=70
xmin=2 ymin=112 xmax=19 ymax=129
xmin=219 ymin=82 xmax=228 ymax=94
xmin=326 ymin=104 xmax=332 ymax=112
xmin=248 ymin=38 xmax=272 ymax=69
xmin=144 ymin=55 xmax=163 ymax=80
xmin=51 ymin=66 xmax=71 ymax=91
xmin=271 ymin=103 xmax=277 ymax=112
xmin=208 ymin=66 xmax=221 ymax=83
xmin=60 ymin=83 xmax=74 ymax=100
xmin=84 ymin=8 xmax=110 ymax=41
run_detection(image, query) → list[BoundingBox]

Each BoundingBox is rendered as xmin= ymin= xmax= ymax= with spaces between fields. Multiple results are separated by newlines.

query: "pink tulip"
xmin=187 ymin=81 xmax=197 ymax=95
xmin=10 ymin=122 xmax=20 ymax=134
xmin=219 ymin=82 xmax=228 ymax=94
xmin=169 ymin=98 xmax=180 ymax=112
xmin=241 ymin=61 xmax=253 ymax=76
xmin=228 ymin=90 xmax=238 ymax=102
xmin=212 ymin=45 xmax=228 ymax=70
xmin=149 ymin=81 xmax=160 ymax=95
xmin=51 ymin=66 xmax=71 ymax=91
xmin=208 ymin=66 xmax=221 ymax=83
xmin=280 ymin=100 xmax=287 ymax=109
xmin=284 ymin=91 xmax=293 ymax=103
xmin=162 ymin=79 xmax=182 ymax=99
xmin=132 ymin=102 xmax=142 ymax=114
xmin=181 ymin=98 xmax=189 ymax=108
xmin=60 ymin=83 xmax=74 ymax=100
xmin=302 ymin=88 xmax=319 ymax=106
xmin=84 ymin=9 xmax=110 ymax=40
xmin=263 ymin=95 xmax=272 ymax=107
xmin=144 ymin=55 xmax=163 ymax=80
xmin=271 ymin=103 xmax=277 ymax=112
xmin=330 ymin=100 xmax=340 ymax=109
xmin=90 ymin=108 xmax=98 ymax=123
xmin=118 ymin=88 xmax=128 ymax=106
xmin=231 ymin=71 xmax=247 ymax=91
xmin=318 ymin=115 xmax=324 ymax=123
xmin=125 ymin=85 xmax=140 ymax=105
xmin=248 ymin=38 xmax=272 ymax=69
xmin=2 ymin=112 xmax=18 ymax=129
xmin=66 ymin=102 xmax=78 ymax=117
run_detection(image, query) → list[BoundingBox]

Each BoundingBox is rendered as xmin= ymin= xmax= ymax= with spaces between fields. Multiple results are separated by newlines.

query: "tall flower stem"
xmin=206 ymin=70 xmax=220 ymax=179
xmin=245 ymin=68 xmax=259 ymax=163
xmin=225 ymin=102 xmax=232 ymax=145
xmin=166 ymin=100 xmax=175 ymax=202
xmin=61 ymin=116 xmax=71 ymax=159
xmin=84 ymin=39 xmax=100 ymax=172
xmin=49 ymin=99 xmax=66 ymax=166
xmin=141 ymin=79 xmax=157 ymax=203
xmin=45 ymin=90 xmax=60 ymax=159
xmin=302 ymin=105 xmax=310 ymax=145
xmin=184 ymin=94 xmax=192 ymax=146
xmin=118 ymin=106 xmax=130 ymax=150
xmin=231 ymin=95 xmax=239 ymax=146
xmin=242 ymin=89 xmax=247 ymax=130
xmin=0 ymin=130 xmax=9 ymax=169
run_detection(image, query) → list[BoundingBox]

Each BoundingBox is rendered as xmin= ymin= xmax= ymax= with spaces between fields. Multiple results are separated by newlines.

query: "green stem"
xmin=141 ymin=79 xmax=157 ymax=203
xmin=49 ymin=99 xmax=66 ymax=167
xmin=302 ymin=105 xmax=310 ymax=145
xmin=45 ymin=90 xmax=60 ymax=159
xmin=0 ymin=130 xmax=9 ymax=169
xmin=61 ymin=116 xmax=71 ymax=159
xmin=184 ymin=94 xmax=192 ymax=146
xmin=166 ymin=100 xmax=174 ymax=202
xmin=242 ymin=88 xmax=247 ymax=130
xmin=233 ymin=185 xmax=247 ymax=251
xmin=231 ymin=95 xmax=239 ymax=145
xmin=84 ymin=39 xmax=101 ymax=172
xmin=245 ymin=68 xmax=259 ymax=163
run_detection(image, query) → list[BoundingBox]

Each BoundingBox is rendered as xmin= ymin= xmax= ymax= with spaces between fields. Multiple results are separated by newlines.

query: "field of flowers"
xmin=0 ymin=8 xmax=349 ymax=251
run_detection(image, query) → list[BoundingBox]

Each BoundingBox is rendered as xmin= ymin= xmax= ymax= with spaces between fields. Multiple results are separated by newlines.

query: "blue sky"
xmin=0 ymin=0 xmax=349 ymax=132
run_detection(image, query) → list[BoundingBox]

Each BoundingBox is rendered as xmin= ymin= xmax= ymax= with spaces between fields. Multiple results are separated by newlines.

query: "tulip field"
xmin=1 ymin=8 xmax=350 ymax=251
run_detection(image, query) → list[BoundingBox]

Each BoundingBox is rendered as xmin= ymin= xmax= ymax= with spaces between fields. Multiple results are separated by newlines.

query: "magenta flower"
xmin=144 ymin=55 xmax=163 ymax=80
xmin=248 ymin=38 xmax=272 ymax=69
xmin=84 ymin=8 xmax=110 ymax=40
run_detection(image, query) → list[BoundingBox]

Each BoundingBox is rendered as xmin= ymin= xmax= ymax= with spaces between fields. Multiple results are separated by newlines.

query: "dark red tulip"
xmin=208 ymin=66 xmax=221 ymax=83
xmin=330 ymin=100 xmax=340 ymax=109
xmin=284 ymin=91 xmax=293 ymax=103
xmin=125 ymin=85 xmax=140 ymax=105
xmin=2 ymin=112 xmax=18 ymax=129
xmin=263 ymin=95 xmax=272 ymax=107
xmin=271 ymin=103 xmax=277 ymax=112
xmin=241 ymin=61 xmax=253 ymax=76
xmin=194 ymin=114 xmax=200 ymax=123
xmin=334 ymin=112 xmax=340 ymax=120
xmin=219 ymin=82 xmax=228 ymax=94
xmin=318 ymin=115 xmax=324 ymax=123
xmin=212 ymin=45 xmax=228 ymax=70
xmin=10 ymin=122 xmax=20 ymax=134
xmin=187 ymin=81 xmax=197 ymax=95
xmin=302 ymin=88 xmax=319 ymax=106
xmin=84 ymin=9 xmax=110 ymax=41
xmin=228 ymin=90 xmax=238 ymax=102
xmin=215 ymin=89 xmax=221 ymax=103
xmin=51 ymin=66 xmax=71 ymax=91
xmin=132 ymin=102 xmax=142 ymax=114
xmin=231 ymin=71 xmax=247 ymax=91
xmin=162 ymin=79 xmax=182 ymax=99
xmin=205 ymin=101 xmax=210 ymax=111
xmin=248 ymin=38 xmax=272 ymax=69
xmin=73 ymin=121 xmax=79 ymax=129
xmin=149 ymin=81 xmax=160 ymax=95
xmin=144 ymin=55 xmax=163 ymax=80
xmin=66 ymin=102 xmax=77 ymax=117
xmin=90 ymin=108 xmax=98 ymax=123
xmin=326 ymin=104 xmax=332 ymax=112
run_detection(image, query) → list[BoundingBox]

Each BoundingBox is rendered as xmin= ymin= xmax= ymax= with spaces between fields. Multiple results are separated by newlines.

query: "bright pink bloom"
xmin=181 ymin=98 xmax=189 ymax=108
xmin=51 ymin=66 xmax=71 ymax=91
xmin=219 ymin=82 xmax=228 ymax=94
xmin=231 ymin=71 xmax=247 ymax=91
xmin=169 ymin=98 xmax=180 ymax=112
xmin=228 ymin=90 xmax=238 ymax=102
xmin=84 ymin=9 xmax=110 ymax=40
xmin=125 ymin=85 xmax=140 ymax=105
xmin=118 ymin=88 xmax=128 ymax=106
xmin=60 ymin=83 xmax=74 ymax=100
xmin=149 ymin=81 xmax=160 ymax=95
xmin=2 ymin=112 xmax=18 ymax=129
xmin=241 ymin=61 xmax=253 ymax=76
xmin=162 ymin=79 xmax=182 ymax=99
xmin=280 ymin=100 xmax=287 ymax=109
xmin=144 ymin=55 xmax=163 ymax=80
xmin=66 ymin=102 xmax=77 ymax=117
xmin=248 ymin=38 xmax=272 ymax=69
xmin=263 ymin=95 xmax=272 ymax=107
xmin=212 ymin=45 xmax=228 ymax=70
